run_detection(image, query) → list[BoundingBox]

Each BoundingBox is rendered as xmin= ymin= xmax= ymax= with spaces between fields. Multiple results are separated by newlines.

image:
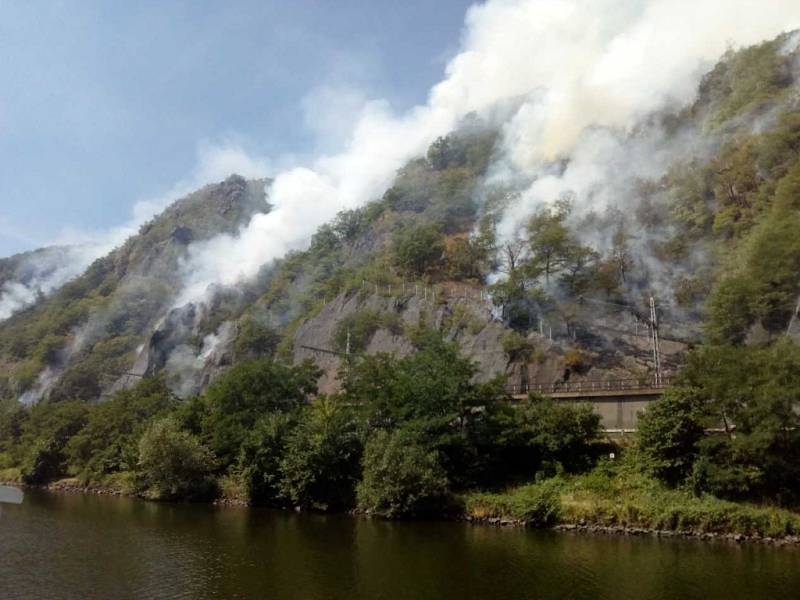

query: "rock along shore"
xmin=5 ymin=480 xmax=799 ymax=546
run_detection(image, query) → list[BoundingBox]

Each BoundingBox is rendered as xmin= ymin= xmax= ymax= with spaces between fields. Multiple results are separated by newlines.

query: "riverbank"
xmin=6 ymin=468 xmax=800 ymax=546
xmin=461 ymin=467 xmax=800 ymax=545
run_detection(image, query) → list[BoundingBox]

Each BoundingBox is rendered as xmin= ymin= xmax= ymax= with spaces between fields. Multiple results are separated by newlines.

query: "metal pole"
xmin=650 ymin=296 xmax=662 ymax=386
xmin=787 ymin=295 xmax=800 ymax=335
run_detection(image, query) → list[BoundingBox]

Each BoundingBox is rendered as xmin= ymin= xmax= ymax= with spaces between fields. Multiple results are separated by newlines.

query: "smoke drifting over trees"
xmin=173 ymin=0 xmax=800 ymax=307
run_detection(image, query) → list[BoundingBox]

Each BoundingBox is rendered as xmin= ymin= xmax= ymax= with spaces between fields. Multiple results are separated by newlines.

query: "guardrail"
xmin=504 ymin=376 xmax=673 ymax=396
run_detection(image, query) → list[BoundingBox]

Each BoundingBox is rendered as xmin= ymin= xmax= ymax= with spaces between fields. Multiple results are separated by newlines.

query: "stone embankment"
xmin=462 ymin=514 xmax=800 ymax=546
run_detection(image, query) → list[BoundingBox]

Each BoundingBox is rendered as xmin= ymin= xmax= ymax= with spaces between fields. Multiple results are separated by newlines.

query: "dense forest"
xmin=2 ymin=33 xmax=800 ymax=535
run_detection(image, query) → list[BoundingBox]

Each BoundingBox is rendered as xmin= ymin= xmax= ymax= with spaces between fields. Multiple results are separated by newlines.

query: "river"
xmin=1 ymin=489 xmax=799 ymax=599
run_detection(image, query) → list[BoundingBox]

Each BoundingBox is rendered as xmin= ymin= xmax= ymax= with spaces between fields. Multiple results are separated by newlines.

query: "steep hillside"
xmin=2 ymin=32 xmax=800 ymax=404
xmin=0 ymin=175 xmax=268 ymax=402
xmin=0 ymin=246 xmax=88 ymax=320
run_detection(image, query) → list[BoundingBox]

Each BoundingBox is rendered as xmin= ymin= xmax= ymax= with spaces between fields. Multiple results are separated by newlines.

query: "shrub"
xmin=199 ymin=359 xmax=318 ymax=466
xmin=332 ymin=309 xmax=401 ymax=354
xmin=136 ymin=417 xmax=217 ymax=501
xmin=392 ymin=224 xmax=445 ymax=277
xmin=233 ymin=316 xmax=280 ymax=360
xmin=279 ymin=399 xmax=362 ymax=510
xmin=563 ymin=349 xmax=586 ymax=371
xmin=501 ymin=331 xmax=535 ymax=363
xmin=637 ymin=388 xmax=705 ymax=487
xmin=357 ymin=428 xmax=449 ymax=518
xmin=238 ymin=412 xmax=295 ymax=505
xmin=511 ymin=396 xmax=601 ymax=474
xmin=464 ymin=480 xmax=562 ymax=526
xmin=66 ymin=375 xmax=176 ymax=481
xmin=18 ymin=401 xmax=88 ymax=484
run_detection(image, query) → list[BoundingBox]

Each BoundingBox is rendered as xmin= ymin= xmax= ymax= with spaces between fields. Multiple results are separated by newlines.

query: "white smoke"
xmin=0 ymin=142 xmax=271 ymax=322
xmin=174 ymin=0 xmax=800 ymax=306
xmin=165 ymin=321 xmax=235 ymax=397
xmin=0 ymin=245 xmax=106 ymax=321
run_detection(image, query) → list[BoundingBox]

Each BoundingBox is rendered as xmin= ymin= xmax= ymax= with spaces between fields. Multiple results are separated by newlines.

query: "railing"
xmin=504 ymin=376 xmax=673 ymax=396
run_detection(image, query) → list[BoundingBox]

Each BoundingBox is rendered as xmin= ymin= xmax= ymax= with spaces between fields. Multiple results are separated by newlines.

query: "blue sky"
xmin=0 ymin=0 xmax=474 ymax=258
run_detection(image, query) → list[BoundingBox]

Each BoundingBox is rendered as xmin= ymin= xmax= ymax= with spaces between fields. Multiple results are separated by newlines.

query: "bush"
xmin=279 ymin=399 xmax=362 ymax=510
xmin=637 ymin=388 xmax=705 ymax=487
xmin=464 ymin=480 xmax=562 ymax=526
xmin=18 ymin=401 xmax=88 ymax=484
xmin=501 ymin=331 xmax=535 ymax=363
xmin=392 ymin=224 xmax=445 ymax=277
xmin=199 ymin=359 xmax=318 ymax=466
xmin=136 ymin=417 xmax=217 ymax=501
xmin=332 ymin=309 xmax=401 ymax=354
xmin=238 ymin=412 xmax=295 ymax=505
xmin=511 ymin=396 xmax=601 ymax=475
xmin=234 ymin=316 xmax=280 ymax=360
xmin=563 ymin=349 xmax=586 ymax=371
xmin=357 ymin=428 xmax=450 ymax=518
xmin=66 ymin=376 xmax=176 ymax=481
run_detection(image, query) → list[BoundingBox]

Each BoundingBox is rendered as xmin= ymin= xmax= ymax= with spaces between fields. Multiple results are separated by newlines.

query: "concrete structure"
xmin=509 ymin=378 xmax=671 ymax=432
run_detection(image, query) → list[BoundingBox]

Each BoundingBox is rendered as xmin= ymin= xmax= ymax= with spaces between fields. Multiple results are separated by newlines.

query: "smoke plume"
xmin=0 ymin=142 xmax=271 ymax=322
xmin=175 ymin=0 xmax=800 ymax=306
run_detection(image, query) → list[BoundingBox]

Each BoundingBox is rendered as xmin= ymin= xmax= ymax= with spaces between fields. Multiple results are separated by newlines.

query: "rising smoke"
xmin=174 ymin=0 xmax=800 ymax=308
xmin=0 ymin=142 xmax=272 ymax=323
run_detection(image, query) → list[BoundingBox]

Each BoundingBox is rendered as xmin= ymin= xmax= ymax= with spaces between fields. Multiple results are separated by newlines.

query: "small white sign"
xmin=0 ymin=485 xmax=24 ymax=504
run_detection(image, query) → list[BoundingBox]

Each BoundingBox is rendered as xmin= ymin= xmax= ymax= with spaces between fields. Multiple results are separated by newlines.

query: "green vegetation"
xmin=639 ymin=340 xmax=800 ymax=505
xmin=358 ymin=428 xmax=450 ymax=518
xmin=332 ymin=309 xmax=402 ymax=354
xmin=66 ymin=375 xmax=176 ymax=482
xmin=464 ymin=461 xmax=800 ymax=539
xmin=0 ymin=331 xmax=602 ymax=516
xmin=277 ymin=398 xmax=362 ymax=510
xmin=136 ymin=416 xmax=216 ymax=501
xmin=392 ymin=224 xmax=445 ymax=277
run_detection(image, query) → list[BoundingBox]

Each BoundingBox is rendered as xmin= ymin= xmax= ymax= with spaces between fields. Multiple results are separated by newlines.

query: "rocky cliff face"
xmin=293 ymin=285 xmax=688 ymax=394
xmin=0 ymin=175 xmax=270 ymax=402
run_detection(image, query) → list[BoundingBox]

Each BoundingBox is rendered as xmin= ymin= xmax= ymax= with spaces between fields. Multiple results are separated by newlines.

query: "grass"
xmin=0 ymin=467 xmax=21 ymax=482
xmin=462 ymin=462 xmax=800 ymax=538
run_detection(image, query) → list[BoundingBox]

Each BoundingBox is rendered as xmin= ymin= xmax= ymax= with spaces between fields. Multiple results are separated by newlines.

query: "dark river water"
xmin=2 ymin=490 xmax=800 ymax=600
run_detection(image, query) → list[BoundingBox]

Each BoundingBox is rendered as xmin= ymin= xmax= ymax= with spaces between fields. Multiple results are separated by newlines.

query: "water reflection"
xmin=1 ymin=491 xmax=798 ymax=600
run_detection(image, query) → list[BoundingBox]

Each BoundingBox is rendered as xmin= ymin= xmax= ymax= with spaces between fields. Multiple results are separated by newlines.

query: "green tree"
xmin=136 ymin=417 xmax=217 ymax=501
xmin=392 ymin=224 xmax=445 ymax=277
xmin=637 ymin=388 xmax=706 ymax=486
xmin=238 ymin=412 xmax=295 ymax=505
xmin=559 ymin=244 xmax=598 ymax=296
xmin=66 ymin=376 xmax=176 ymax=481
xmin=705 ymin=275 xmax=757 ymax=344
xmin=199 ymin=359 xmax=318 ymax=466
xmin=526 ymin=200 xmax=574 ymax=283
xmin=357 ymin=428 xmax=449 ymax=518
xmin=343 ymin=329 xmax=518 ymax=488
xmin=510 ymin=396 xmax=601 ymax=475
xmin=278 ymin=398 xmax=362 ymax=510
xmin=18 ymin=401 xmax=89 ymax=484
xmin=659 ymin=340 xmax=800 ymax=504
xmin=233 ymin=316 xmax=280 ymax=360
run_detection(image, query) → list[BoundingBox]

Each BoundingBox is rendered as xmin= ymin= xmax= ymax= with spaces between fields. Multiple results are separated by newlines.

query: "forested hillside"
xmin=2 ymin=33 xmax=800 ymax=532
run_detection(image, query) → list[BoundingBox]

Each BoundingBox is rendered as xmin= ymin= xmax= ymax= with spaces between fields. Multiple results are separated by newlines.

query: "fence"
xmin=503 ymin=376 xmax=673 ymax=396
xmin=352 ymin=278 xmax=493 ymax=305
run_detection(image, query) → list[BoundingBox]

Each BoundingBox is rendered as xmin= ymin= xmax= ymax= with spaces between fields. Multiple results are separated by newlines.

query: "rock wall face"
xmin=292 ymin=287 xmax=688 ymax=394
xmin=0 ymin=175 xmax=272 ymax=403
